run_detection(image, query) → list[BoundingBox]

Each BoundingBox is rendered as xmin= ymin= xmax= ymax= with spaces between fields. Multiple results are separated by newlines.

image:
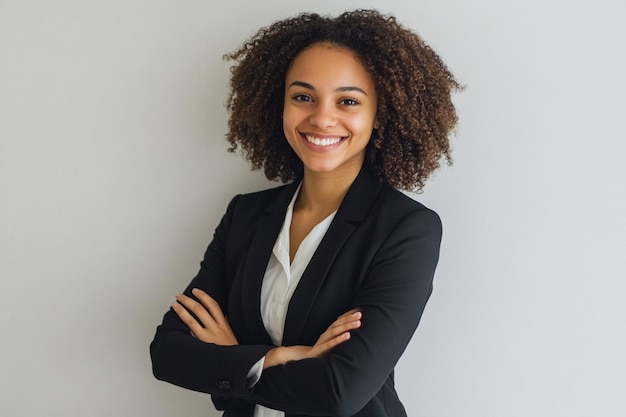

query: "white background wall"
xmin=1 ymin=0 xmax=624 ymax=416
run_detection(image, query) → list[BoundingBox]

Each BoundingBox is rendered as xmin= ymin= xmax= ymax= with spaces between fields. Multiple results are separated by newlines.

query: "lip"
xmin=300 ymin=132 xmax=347 ymax=150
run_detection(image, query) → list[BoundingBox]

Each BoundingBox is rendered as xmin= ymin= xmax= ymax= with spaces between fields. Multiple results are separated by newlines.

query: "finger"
xmin=317 ymin=319 xmax=361 ymax=345
xmin=334 ymin=319 xmax=362 ymax=333
xmin=318 ymin=312 xmax=361 ymax=344
xmin=175 ymin=293 xmax=216 ymax=328
xmin=171 ymin=301 xmax=207 ymax=337
xmin=312 ymin=332 xmax=351 ymax=357
xmin=327 ymin=312 xmax=362 ymax=332
xmin=191 ymin=288 xmax=229 ymax=327
xmin=182 ymin=289 xmax=239 ymax=346
xmin=336 ymin=308 xmax=361 ymax=320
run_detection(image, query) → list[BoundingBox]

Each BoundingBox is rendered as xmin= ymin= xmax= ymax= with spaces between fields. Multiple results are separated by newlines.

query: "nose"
xmin=308 ymin=101 xmax=337 ymax=128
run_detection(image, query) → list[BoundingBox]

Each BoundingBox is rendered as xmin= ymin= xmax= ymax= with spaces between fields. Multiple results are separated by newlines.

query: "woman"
xmin=150 ymin=9 xmax=461 ymax=417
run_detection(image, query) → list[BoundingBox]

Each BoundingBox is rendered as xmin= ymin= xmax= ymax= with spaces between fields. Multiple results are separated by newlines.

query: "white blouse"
xmin=253 ymin=184 xmax=337 ymax=417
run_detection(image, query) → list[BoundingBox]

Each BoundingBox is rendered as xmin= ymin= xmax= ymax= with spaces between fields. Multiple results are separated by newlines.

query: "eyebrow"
xmin=288 ymin=81 xmax=369 ymax=96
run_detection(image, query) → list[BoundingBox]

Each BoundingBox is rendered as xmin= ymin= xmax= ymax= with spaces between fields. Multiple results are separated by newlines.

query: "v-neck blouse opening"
xmin=260 ymin=183 xmax=337 ymax=347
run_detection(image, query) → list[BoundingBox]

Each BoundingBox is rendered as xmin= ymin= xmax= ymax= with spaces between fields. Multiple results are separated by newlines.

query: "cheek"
xmin=282 ymin=116 xmax=298 ymax=145
xmin=282 ymin=107 xmax=302 ymax=134
xmin=282 ymin=112 xmax=293 ymax=134
xmin=347 ymin=113 xmax=376 ymax=133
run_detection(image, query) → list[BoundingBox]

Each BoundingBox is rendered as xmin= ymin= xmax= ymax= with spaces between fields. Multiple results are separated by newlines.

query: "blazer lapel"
xmin=238 ymin=180 xmax=300 ymax=345
xmin=282 ymin=168 xmax=383 ymax=345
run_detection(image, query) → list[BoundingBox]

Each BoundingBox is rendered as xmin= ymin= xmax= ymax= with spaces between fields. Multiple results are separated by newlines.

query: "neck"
xmin=296 ymin=166 xmax=362 ymax=214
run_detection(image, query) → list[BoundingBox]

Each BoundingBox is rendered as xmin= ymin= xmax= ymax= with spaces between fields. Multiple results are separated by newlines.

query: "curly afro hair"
xmin=224 ymin=9 xmax=462 ymax=191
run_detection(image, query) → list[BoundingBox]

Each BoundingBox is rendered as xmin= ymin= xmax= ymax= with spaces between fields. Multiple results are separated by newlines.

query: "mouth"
xmin=304 ymin=134 xmax=344 ymax=147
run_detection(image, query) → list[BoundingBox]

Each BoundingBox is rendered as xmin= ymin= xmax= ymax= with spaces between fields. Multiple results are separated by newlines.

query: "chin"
xmin=305 ymin=164 xmax=341 ymax=174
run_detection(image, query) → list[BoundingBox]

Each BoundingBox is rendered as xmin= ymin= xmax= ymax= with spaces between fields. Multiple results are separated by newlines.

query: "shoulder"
xmin=221 ymin=181 xmax=295 ymax=222
xmin=236 ymin=182 xmax=293 ymax=201
xmin=229 ymin=182 xmax=294 ymax=209
xmin=375 ymin=185 xmax=442 ymax=231
xmin=348 ymin=184 xmax=443 ymax=253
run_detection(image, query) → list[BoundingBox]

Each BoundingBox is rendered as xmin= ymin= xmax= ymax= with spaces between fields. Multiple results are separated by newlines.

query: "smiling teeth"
xmin=305 ymin=135 xmax=342 ymax=146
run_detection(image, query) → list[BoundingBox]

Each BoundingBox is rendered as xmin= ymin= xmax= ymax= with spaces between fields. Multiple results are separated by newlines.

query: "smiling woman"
xmin=150 ymin=9 xmax=462 ymax=417
xmin=283 ymin=43 xmax=378 ymax=180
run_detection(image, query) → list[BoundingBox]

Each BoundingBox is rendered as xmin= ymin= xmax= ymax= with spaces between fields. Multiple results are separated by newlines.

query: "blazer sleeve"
xmin=149 ymin=195 xmax=274 ymax=398
xmin=246 ymin=208 xmax=442 ymax=417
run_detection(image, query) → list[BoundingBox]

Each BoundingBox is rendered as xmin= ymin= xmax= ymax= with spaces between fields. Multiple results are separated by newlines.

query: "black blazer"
xmin=150 ymin=168 xmax=442 ymax=417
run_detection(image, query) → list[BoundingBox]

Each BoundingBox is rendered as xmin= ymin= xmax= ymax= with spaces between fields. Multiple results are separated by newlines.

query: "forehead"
xmin=286 ymin=43 xmax=374 ymax=88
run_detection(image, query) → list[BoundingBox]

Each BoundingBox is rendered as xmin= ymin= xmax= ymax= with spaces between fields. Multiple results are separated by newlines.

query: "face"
xmin=283 ymin=43 xmax=377 ymax=178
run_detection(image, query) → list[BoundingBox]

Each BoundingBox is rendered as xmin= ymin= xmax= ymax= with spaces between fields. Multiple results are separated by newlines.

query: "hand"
xmin=312 ymin=308 xmax=362 ymax=354
xmin=264 ymin=309 xmax=362 ymax=368
xmin=171 ymin=288 xmax=238 ymax=346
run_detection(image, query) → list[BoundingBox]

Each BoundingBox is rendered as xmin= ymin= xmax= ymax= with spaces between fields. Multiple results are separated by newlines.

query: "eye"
xmin=339 ymin=98 xmax=359 ymax=106
xmin=292 ymin=94 xmax=313 ymax=102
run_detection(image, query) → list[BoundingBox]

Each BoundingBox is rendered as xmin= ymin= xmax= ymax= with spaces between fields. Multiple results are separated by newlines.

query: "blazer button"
xmin=215 ymin=380 xmax=232 ymax=391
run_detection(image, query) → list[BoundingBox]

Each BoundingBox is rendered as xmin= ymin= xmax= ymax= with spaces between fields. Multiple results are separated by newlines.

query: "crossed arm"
xmin=172 ymin=288 xmax=362 ymax=368
xmin=150 ymin=195 xmax=441 ymax=416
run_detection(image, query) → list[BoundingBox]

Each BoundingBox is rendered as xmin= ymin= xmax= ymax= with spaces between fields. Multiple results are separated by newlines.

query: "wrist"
xmin=263 ymin=347 xmax=285 ymax=369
